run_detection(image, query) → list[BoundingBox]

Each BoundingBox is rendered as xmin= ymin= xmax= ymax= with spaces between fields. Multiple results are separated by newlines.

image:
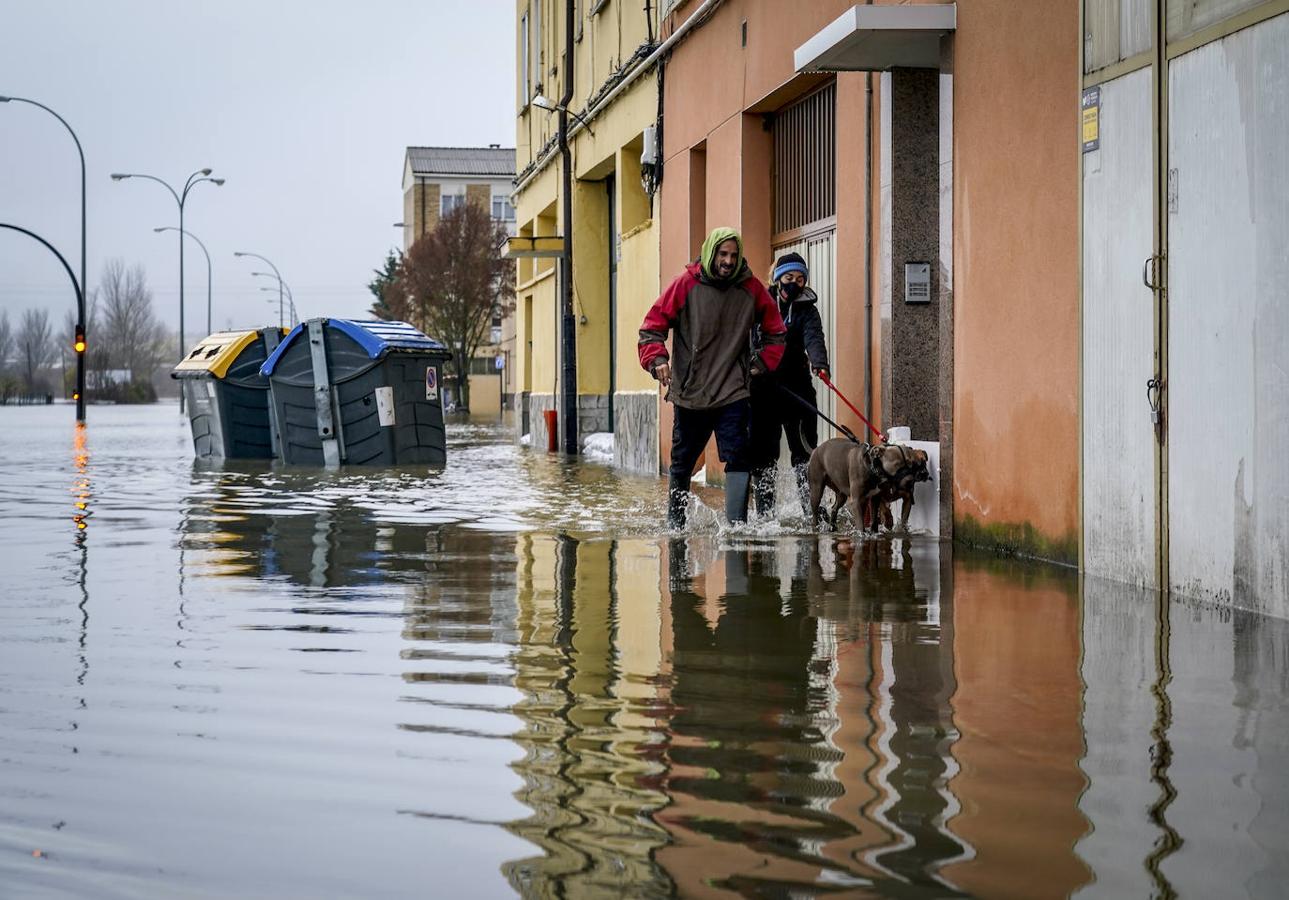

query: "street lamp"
xmin=251 ymin=272 xmax=297 ymax=325
xmin=153 ymin=227 xmax=212 ymax=334
xmin=233 ymin=251 xmax=284 ymax=329
xmin=0 ymin=224 xmax=84 ymax=405
xmin=111 ymin=168 xmax=224 ymax=411
xmin=257 ymin=284 xmax=297 ymax=326
xmin=1 ymin=96 xmax=88 ymax=421
xmin=532 ymin=92 xmax=595 ymax=136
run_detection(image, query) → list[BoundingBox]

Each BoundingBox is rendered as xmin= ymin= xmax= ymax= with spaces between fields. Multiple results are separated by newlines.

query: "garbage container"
xmin=260 ymin=318 xmax=452 ymax=466
xmin=171 ymin=327 xmax=285 ymax=459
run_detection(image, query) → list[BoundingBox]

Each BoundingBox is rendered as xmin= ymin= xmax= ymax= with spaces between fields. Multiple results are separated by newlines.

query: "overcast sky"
xmin=1 ymin=1 xmax=513 ymax=343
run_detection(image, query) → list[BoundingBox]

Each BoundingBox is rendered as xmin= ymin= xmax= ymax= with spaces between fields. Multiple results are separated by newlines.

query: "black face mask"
xmin=780 ymin=282 xmax=803 ymax=301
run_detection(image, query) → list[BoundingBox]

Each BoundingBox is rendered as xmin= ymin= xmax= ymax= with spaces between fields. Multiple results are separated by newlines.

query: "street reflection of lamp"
xmin=72 ymin=421 xmax=90 ymax=540
xmin=72 ymin=421 xmax=91 ymax=685
xmin=154 ymin=226 xmax=213 ymax=335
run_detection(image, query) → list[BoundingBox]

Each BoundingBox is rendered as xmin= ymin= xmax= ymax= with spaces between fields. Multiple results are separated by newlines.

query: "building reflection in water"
xmin=172 ymin=473 xmax=1289 ymax=897
xmin=499 ymin=534 xmax=1092 ymax=897
xmin=1078 ymin=578 xmax=1289 ymax=898
xmin=503 ymin=535 xmax=673 ymax=896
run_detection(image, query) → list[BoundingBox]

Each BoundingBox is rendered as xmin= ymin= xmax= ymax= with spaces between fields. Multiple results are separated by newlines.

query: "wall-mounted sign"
xmin=425 ymin=366 xmax=439 ymax=401
xmin=905 ymin=262 xmax=931 ymax=304
xmin=1082 ymin=86 xmax=1100 ymax=153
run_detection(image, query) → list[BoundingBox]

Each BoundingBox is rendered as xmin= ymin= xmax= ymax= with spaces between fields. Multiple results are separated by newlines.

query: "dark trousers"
xmin=750 ymin=379 xmax=819 ymax=468
xmin=669 ymin=399 xmax=752 ymax=480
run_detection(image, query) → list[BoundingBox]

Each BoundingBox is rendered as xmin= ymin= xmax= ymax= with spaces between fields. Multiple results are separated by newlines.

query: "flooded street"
xmin=2 ymin=403 xmax=1286 ymax=898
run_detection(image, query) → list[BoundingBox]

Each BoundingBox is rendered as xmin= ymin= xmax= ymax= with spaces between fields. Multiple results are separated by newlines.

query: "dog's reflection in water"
xmin=808 ymin=536 xmax=921 ymax=625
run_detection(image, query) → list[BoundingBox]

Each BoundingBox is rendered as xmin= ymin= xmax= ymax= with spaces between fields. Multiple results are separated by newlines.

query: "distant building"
xmin=401 ymin=145 xmax=518 ymax=413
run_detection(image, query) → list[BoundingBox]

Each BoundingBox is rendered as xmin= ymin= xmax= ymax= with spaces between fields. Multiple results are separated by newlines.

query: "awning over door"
xmin=794 ymin=3 xmax=956 ymax=72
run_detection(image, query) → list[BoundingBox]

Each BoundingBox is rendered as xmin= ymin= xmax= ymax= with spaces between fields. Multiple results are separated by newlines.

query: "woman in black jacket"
xmin=749 ymin=252 xmax=831 ymax=517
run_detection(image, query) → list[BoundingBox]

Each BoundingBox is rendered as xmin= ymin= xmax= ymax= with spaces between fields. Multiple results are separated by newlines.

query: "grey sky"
xmin=1 ymin=0 xmax=514 ymax=342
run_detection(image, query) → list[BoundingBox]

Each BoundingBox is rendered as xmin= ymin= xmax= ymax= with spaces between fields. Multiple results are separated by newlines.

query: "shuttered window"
xmin=773 ymin=81 xmax=837 ymax=239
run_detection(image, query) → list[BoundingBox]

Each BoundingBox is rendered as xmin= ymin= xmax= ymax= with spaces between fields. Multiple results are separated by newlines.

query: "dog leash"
xmin=817 ymin=372 xmax=885 ymax=443
xmin=774 ymin=382 xmax=863 ymax=444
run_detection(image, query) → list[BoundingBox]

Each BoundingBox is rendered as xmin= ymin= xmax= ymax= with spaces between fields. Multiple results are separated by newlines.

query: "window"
xmin=492 ymin=195 xmax=515 ymax=221
xmin=520 ymin=13 xmax=530 ymax=104
xmin=441 ymin=193 xmax=465 ymax=216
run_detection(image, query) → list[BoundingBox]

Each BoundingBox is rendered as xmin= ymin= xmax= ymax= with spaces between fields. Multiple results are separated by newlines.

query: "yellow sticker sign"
xmin=1082 ymin=86 xmax=1100 ymax=152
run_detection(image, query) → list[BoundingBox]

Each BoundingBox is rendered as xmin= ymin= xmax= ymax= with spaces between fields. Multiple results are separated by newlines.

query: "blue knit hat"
xmin=772 ymin=251 xmax=808 ymax=284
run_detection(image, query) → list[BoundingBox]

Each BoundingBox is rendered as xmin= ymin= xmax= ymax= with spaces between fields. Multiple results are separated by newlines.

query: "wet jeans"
xmin=669 ymin=399 xmax=752 ymax=479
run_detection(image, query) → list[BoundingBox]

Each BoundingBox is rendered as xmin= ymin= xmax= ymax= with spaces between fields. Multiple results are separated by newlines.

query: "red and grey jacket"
xmin=638 ymin=261 xmax=786 ymax=410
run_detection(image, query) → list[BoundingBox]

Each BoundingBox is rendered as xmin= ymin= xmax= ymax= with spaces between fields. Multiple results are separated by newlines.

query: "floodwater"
xmin=2 ymin=404 xmax=1286 ymax=899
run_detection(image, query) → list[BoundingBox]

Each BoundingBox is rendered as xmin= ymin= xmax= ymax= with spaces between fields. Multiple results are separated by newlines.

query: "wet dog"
xmin=807 ymin=438 xmax=914 ymax=532
xmin=868 ymin=446 xmax=932 ymax=531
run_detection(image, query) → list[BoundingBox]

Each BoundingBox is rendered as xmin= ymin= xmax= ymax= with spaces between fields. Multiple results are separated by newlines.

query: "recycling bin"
xmin=260 ymin=318 xmax=452 ymax=466
xmin=171 ymin=327 xmax=285 ymax=459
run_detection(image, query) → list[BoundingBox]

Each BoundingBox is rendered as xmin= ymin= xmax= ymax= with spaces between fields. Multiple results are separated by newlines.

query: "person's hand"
xmin=813 ymin=366 xmax=830 ymax=381
xmin=653 ymin=362 xmax=672 ymax=386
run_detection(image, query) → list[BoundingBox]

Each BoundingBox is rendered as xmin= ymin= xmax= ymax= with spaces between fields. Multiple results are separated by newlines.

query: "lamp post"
xmin=251 ymin=271 xmax=296 ymax=326
xmin=111 ymin=168 xmax=223 ymax=411
xmin=0 ymin=224 xmax=83 ymax=403
xmin=532 ymin=92 xmax=595 ymax=136
xmin=153 ymin=227 xmax=212 ymax=334
xmin=1 ymin=96 xmax=88 ymax=421
xmin=234 ymin=251 xmax=283 ymax=330
xmin=257 ymin=284 xmax=297 ymax=327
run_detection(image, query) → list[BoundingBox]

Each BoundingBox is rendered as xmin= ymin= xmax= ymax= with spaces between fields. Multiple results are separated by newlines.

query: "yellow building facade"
xmin=510 ymin=0 xmax=661 ymax=473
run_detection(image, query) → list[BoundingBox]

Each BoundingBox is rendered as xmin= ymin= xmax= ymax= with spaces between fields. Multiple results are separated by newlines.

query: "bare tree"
xmin=16 ymin=307 xmax=55 ymax=393
xmin=0 ymin=309 xmax=12 ymax=374
xmin=0 ymin=310 xmax=15 ymax=400
xmin=392 ymin=203 xmax=513 ymax=410
xmin=98 ymin=259 xmax=168 ymax=382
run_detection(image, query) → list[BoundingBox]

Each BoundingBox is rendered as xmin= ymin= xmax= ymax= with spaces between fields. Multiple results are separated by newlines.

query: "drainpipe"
xmin=560 ymin=0 xmax=578 ymax=455
xmin=863 ymin=0 xmax=874 ymax=426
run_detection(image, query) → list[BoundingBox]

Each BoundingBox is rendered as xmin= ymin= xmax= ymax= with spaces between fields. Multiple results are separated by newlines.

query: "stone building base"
xmin=612 ymin=391 xmax=659 ymax=475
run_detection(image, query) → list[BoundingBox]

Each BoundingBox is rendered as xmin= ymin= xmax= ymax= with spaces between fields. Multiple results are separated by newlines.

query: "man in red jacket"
xmin=639 ymin=226 xmax=787 ymax=527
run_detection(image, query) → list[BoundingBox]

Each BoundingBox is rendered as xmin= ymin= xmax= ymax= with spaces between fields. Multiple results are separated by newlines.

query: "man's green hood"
xmin=699 ymin=227 xmax=744 ymax=284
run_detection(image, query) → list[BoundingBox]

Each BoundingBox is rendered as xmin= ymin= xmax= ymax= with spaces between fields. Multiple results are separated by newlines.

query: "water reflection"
xmin=71 ymin=422 xmax=91 ymax=685
xmin=501 ymin=535 xmax=1073 ymax=897
xmin=158 ymin=455 xmax=1289 ymax=898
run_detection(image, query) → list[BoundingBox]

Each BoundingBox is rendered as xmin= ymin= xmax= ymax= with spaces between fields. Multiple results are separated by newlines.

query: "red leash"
xmin=818 ymin=372 xmax=885 ymax=443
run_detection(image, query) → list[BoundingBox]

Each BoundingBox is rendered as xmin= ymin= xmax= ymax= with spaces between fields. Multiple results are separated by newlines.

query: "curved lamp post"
xmin=0 ymin=223 xmax=83 ymax=409
xmin=111 ymin=169 xmax=223 ymax=406
xmin=1 ymin=96 xmax=88 ymax=421
xmin=251 ymin=271 xmax=297 ymax=326
xmin=154 ymin=226 xmax=212 ymax=334
xmin=257 ymin=284 xmax=297 ymax=326
xmin=234 ymin=251 xmax=284 ymax=329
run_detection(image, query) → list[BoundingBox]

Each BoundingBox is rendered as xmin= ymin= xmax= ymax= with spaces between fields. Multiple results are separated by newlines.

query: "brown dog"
xmin=807 ymin=438 xmax=915 ymax=532
xmin=867 ymin=446 xmax=932 ymax=531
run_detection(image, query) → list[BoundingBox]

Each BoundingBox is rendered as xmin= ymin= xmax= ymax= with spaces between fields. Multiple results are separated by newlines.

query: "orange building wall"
xmin=660 ymin=0 xmax=1080 ymax=558
xmin=658 ymin=0 xmax=877 ymax=477
xmin=950 ymin=0 xmax=1081 ymax=560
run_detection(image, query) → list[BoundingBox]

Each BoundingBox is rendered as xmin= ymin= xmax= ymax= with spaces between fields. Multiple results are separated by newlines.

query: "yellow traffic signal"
xmin=74 ymin=331 xmax=86 ymax=353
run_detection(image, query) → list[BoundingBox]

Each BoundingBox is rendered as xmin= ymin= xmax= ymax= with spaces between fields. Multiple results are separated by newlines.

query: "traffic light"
xmin=73 ymin=325 xmax=86 ymax=354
